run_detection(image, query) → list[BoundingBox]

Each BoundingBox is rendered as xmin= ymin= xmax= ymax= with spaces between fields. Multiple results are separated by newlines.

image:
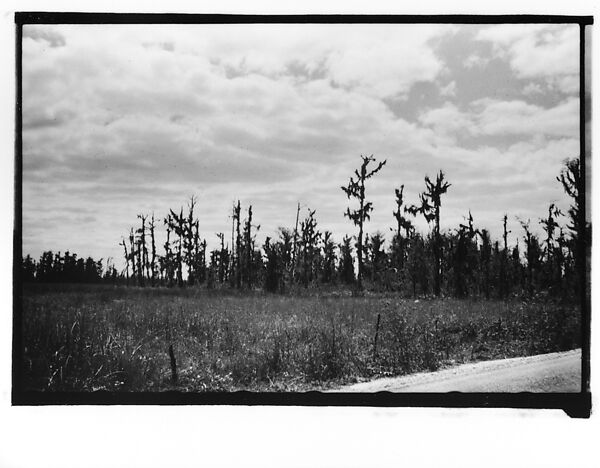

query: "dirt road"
xmin=334 ymin=349 xmax=582 ymax=392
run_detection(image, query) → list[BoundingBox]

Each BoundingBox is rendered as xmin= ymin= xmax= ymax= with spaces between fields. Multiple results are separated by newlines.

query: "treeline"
xmin=22 ymin=156 xmax=588 ymax=300
xmin=21 ymin=251 xmax=118 ymax=284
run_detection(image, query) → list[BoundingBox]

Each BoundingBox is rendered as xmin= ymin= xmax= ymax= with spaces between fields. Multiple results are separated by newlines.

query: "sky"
xmin=21 ymin=22 xmax=582 ymax=269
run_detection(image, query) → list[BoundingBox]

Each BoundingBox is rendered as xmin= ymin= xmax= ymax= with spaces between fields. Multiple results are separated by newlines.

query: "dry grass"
xmin=19 ymin=284 xmax=581 ymax=391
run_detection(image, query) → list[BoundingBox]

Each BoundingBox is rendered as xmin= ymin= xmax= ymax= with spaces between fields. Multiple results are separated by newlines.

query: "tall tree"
xmin=391 ymin=185 xmax=413 ymax=271
xmin=119 ymin=237 xmax=130 ymax=285
xmin=557 ymin=157 xmax=588 ymax=299
xmin=341 ymin=154 xmax=387 ymax=289
xmin=166 ymin=208 xmax=185 ymax=287
xmin=229 ymin=202 xmax=236 ymax=285
xmin=499 ymin=214 xmax=511 ymax=298
xmin=540 ymin=203 xmax=563 ymax=292
xmin=183 ymin=196 xmax=198 ymax=286
xmin=163 ymin=216 xmax=175 ymax=287
xmin=127 ymin=228 xmax=136 ymax=285
xmin=519 ymin=219 xmax=542 ymax=297
xmin=149 ymin=213 xmax=157 ymax=286
xmin=407 ymin=170 xmax=451 ymax=297
xmin=136 ymin=214 xmax=149 ymax=286
xmin=234 ymin=201 xmax=242 ymax=289
xmin=216 ymin=232 xmax=228 ymax=284
xmin=242 ymin=205 xmax=260 ymax=288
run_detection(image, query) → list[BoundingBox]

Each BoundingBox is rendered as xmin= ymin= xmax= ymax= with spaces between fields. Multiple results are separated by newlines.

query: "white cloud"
xmin=439 ymin=80 xmax=457 ymax=97
xmin=476 ymin=24 xmax=579 ymax=95
xmin=418 ymin=102 xmax=472 ymax=141
xmin=21 ymin=24 xmax=578 ymax=264
xmin=523 ymin=82 xmax=544 ymax=96
xmin=473 ymin=98 xmax=579 ymax=138
xmin=419 ymin=98 xmax=578 ymax=140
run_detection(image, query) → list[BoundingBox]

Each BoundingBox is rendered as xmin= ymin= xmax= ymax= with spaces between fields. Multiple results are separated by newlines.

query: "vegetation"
xmin=20 ymin=284 xmax=580 ymax=392
xmin=18 ymin=156 xmax=588 ymax=392
xmin=341 ymin=154 xmax=387 ymax=289
xmin=22 ymin=156 xmax=587 ymax=302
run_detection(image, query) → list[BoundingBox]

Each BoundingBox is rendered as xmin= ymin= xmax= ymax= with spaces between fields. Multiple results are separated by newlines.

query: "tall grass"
xmin=19 ymin=285 xmax=581 ymax=391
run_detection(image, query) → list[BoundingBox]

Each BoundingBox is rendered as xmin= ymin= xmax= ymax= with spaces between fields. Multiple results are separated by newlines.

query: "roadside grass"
xmin=19 ymin=284 xmax=581 ymax=392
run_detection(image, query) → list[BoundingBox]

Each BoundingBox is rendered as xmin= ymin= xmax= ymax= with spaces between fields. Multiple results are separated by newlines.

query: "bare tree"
xmin=341 ymin=155 xmax=387 ymax=289
xmin=291 ymin=202 xmax=300 ymax=281
xmin=166 ymin=208 xmax=185 ymax=287
xmin=119 ymin=237 xmax=130 ymax=285
xmin=181 ymin=196 xmax=196 ymax=285
xmin=499 ymin=214 xmax=511 ymax=298
xmin=391 ymin=185 xmax=413 ymax=271
xmin=234 ymin=200 xmax=242 ymax=289
xmin=149 ymin=213 xmax=157 ymax=286
xmin=519 ymin=218 xmax=542 ymax=297
xmin=407 ymin=170 xmax=451 ymax=297
xmin=242 ymin=205 xmax=260 ymax=288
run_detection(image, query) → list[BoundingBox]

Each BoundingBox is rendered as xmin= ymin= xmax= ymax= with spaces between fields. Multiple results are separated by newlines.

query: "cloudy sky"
xmin=22 ymin=22 xmax=581 ymax=268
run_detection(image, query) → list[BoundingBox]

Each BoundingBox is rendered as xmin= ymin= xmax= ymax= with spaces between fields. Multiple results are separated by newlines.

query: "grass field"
xmin=18 ymin=284 xmax=581 ymax=392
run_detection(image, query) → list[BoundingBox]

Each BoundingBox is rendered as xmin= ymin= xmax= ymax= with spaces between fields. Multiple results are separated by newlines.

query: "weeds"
xmin=20 ymin=285 xmax=581 ymax=391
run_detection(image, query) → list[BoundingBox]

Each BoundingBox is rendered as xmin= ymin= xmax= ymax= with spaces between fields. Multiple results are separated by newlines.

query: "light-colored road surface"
xmin=335 ymin=349 xmax=582 ymax=392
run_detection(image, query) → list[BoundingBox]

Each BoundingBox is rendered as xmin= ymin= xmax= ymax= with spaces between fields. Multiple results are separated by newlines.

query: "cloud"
xmin=20 ymin=24 xmax=580 ymax=265
xmin=463 ymin=54 xmax=489 ymax=68
xmin=418 ymin=97 xmax=579 ymax=140
xmin=473 ymin=98 xmax=579 ymax=138
xmin=523 ymin=82 xmax=544 ymax=96
xmin=418 ymin=102 xmax=473 ymax=140
xmin=476 ymin=24 xmax=579 ymax=95
xmin=23 ymin=108 xmax=75 ymax=130
xmin=23 ymin=26 xmax=66 ymax=47
xmin=439 ymin=81 xmax=457 ymax=97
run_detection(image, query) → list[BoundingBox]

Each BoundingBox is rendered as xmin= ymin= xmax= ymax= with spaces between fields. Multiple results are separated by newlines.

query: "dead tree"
xmin=229 ymin=202 xmax=236 ymax=286
xmin=499 ymin=214 xmax=511 ymax=298
xmin=119 ymin=237 xmax=130 ymax=285
xmin=216 ymin=232 xmax=226 ymax=283
xmin=392 ymin=185 xmax=413 ymax=271
xmin=137 ymin=214 xmax=150 ymax=286
xmin=183 ymin=196 xmax=198 ymax=285
xmin=291 ymin=202 xmax=300 ymax=281
xmin=519 ymin=218 xmax=542 ymax=297
xmin=163 ymin=216 xmax=175 ymax=287
xmin=540 ymin=203 xmax=563 ymax=291
xmin=407 ymin=170 xmax=451 ymax=297
xmin=192 ymin=218 xmax=204 ymax=284
xmin=242 ymin=205 xmax=260 ymax=288
xmin=167 ymin=208 xmax=185 ymax=287
xmin=128 ymin=227 xmax=137 ymax=285
xmin=234 ymin=201 xmax=242 ymax=289
xmin=341 ymin=155 xmax=387 ymax=289
xmin=149 ymin=213 xmax=157 ymax=286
